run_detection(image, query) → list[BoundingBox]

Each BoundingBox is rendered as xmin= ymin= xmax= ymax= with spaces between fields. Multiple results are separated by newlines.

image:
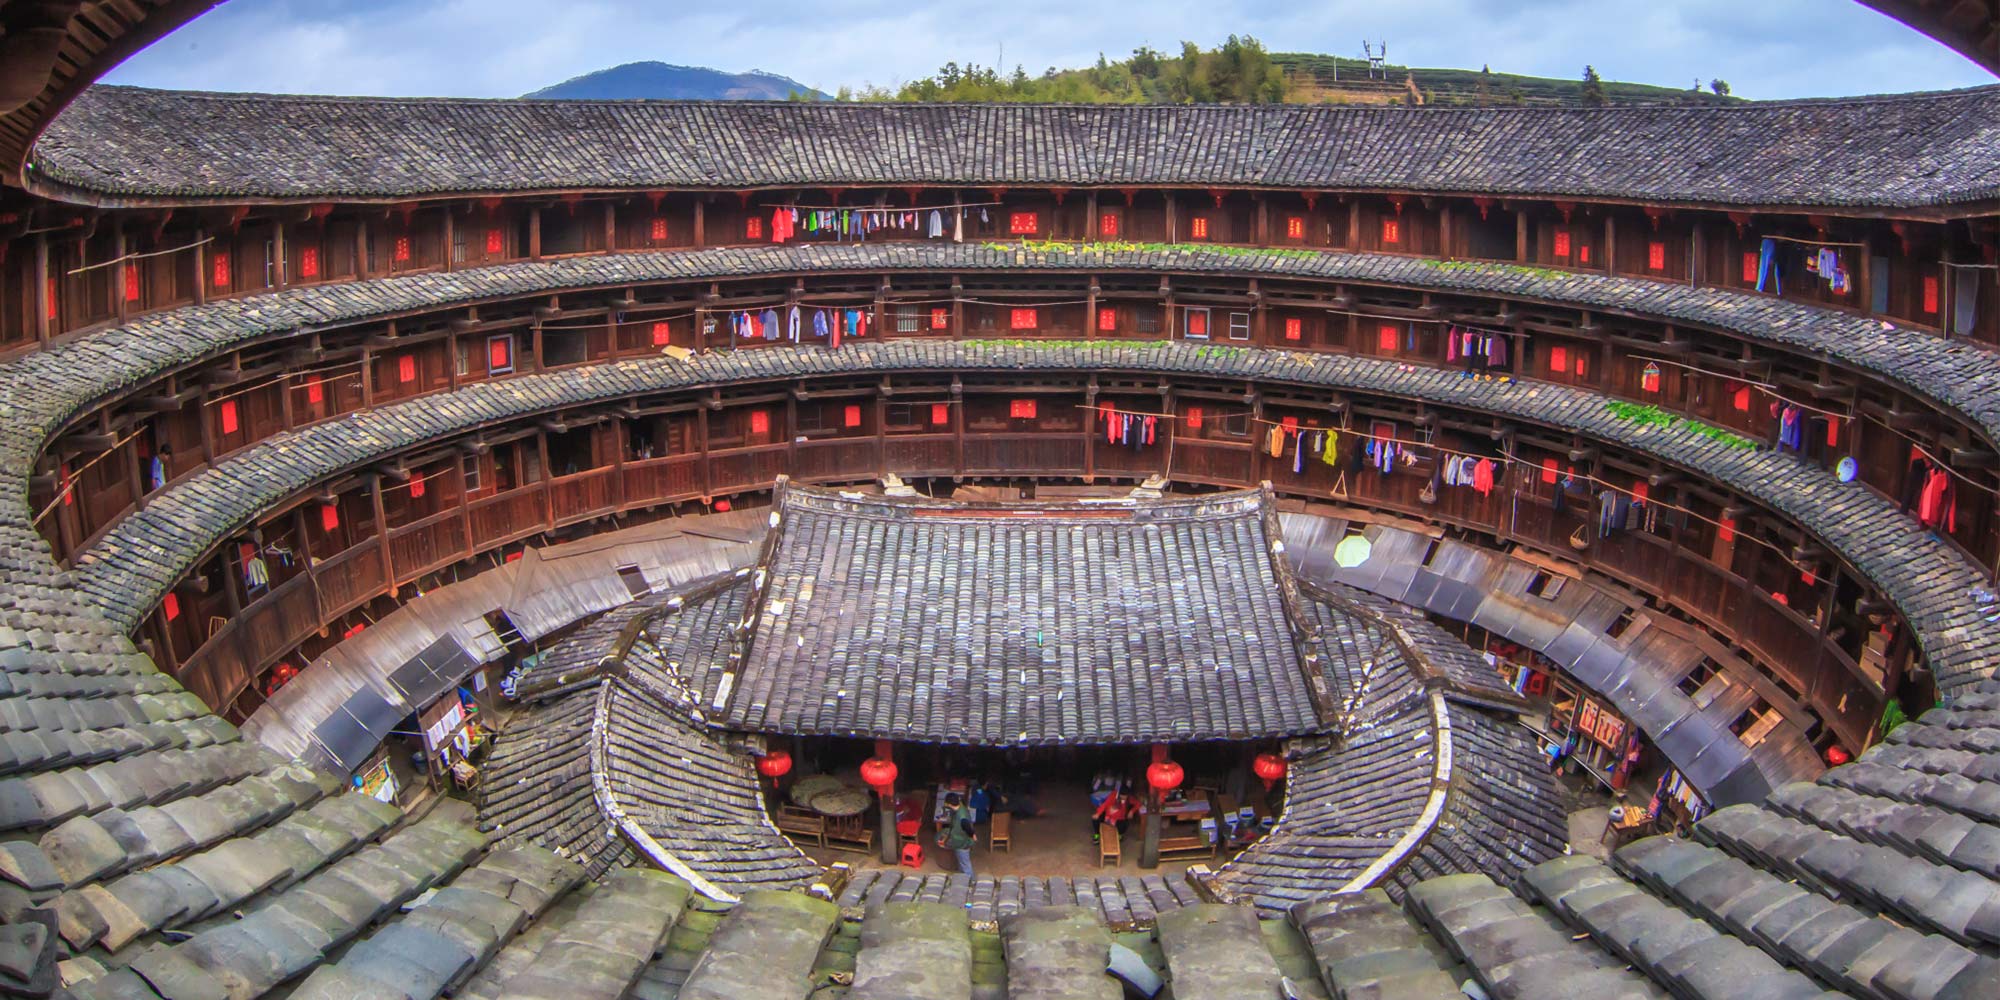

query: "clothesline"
xmin=1630 ymin=355 xmax=1853 ymax=421
xmin=769 ymin=200 xmax=1004 ymax=212
xmin=33 ymin=427 xmax=144 ymax=526
xmin=383 ymin=466 xmax=457 ymax=494
xmin=1758 ymin=234 xmax=1868 ymax=250
xmin=67 ymin=236 xmax=215 ymax=275
xmin=205 ymin=358 xmax=366 ymax=406
xmin=1856 ymin=410 xmax=1997 ymax=496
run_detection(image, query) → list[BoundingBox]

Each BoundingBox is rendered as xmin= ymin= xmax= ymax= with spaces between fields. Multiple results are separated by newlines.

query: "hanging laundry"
xmin=928 ymin=211 xmax=944 ymax=239
xmin=1472 ymin=459 xmax=1495 ymax=496
xmin=1777 ymin=405 xmax=1803 ymax=452
xmin=1266 ymin=425 xmax=1284 ymax=458
xmin=761 ymin=309 xmax=781 ymax=342
xmin=1143 ymin=415 xmax=1156 ymax=446
xmin=788 ymin=305 xmax=801 ymax=343
xmin=1319 ymin=430 xmax=1339 ymax=466
xmin=1756 ymin=238 xmax=1782 ymax=294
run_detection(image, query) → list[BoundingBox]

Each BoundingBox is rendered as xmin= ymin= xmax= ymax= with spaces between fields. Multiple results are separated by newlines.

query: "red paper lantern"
xmin=1146 ymin=760 xmax=1184 ymax=794
xmin=1253 ymin=753 xmax=1288 ymax=789
xmin=860 ymin=757 xmax=898 ymax=793
xmin=1826 ymin=745 xmax=1850 ymax=766
xmin=756 ymin=750 xmax=793 ymax=779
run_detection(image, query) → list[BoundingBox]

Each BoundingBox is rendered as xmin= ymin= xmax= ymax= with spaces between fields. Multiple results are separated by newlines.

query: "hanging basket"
xmin=1568 ymin=526 xmax=1591 ymax=550
xmin=1330 ymin=472 xmax=1349 ymax=501
xmin=1418 ymin=479 xmax=1438 ymax=505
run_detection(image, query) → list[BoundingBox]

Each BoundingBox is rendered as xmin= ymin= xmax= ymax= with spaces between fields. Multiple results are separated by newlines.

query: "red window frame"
xmin=1185 ymin=310 xmax=1209 ymax=338
xmin=487 ymin=335 xmax=514 ymax=374
xmin=1008 ymin=212 xmax=1038 ymax=235
xmin=1010 ymin=308 xmax=1039 ymax=330
xmin=1010 ymin=399 xmax=1038 ymax=419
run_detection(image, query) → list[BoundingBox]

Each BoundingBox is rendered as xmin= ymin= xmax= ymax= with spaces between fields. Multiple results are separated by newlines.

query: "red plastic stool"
xmin=896 ymin=819 xmax=920 ymax=842
xmin=900 ymin=842 xmax=924 ymax=868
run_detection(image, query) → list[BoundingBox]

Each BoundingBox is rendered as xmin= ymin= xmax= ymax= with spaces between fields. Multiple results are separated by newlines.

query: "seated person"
xmin=1091 ymin=784 xmax=1139 ymax=840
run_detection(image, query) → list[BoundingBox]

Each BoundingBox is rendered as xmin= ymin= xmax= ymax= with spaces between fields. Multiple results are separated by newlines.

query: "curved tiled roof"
xmin=27 ymin=84 xmax=2000 ymax=210
xmin=66 ymin=337 xmax=2000 ymax=703
xmin=726 ymin=485 xmax=1326 ymax=745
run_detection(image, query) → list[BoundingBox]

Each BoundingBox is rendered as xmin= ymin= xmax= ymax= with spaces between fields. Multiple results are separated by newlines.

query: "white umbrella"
xmin=1333 ymin=534 xmax=1373 ymax=568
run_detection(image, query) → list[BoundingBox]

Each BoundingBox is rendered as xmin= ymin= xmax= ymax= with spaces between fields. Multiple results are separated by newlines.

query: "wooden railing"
xmin=792 ymin=438 xmax=880 ymax=483
xmin=391 ymin=509 xmax=473 ymax=583
xmin=622 ymin=455 xmax=702 ymax=505
xmin=963 ymin=434 xmax=1087 ymax=475
xmin=551 ymin=468 xmax=616 ymax=524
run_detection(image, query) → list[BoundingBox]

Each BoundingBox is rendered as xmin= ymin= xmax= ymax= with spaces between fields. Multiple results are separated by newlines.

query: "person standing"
xmin=939 ymin=792 xmax=977 ymax=878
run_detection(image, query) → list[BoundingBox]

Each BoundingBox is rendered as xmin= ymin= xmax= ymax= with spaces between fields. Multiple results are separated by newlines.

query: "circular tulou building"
xmin=0 ymin=5 xmax=1997 ymax=999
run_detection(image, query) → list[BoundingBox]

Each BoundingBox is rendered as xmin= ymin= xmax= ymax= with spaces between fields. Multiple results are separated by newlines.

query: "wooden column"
xmin=354 ymin=220 xmax=369 ymax=280
xmin=113 ymin=226 xmax=130 ymax=323
xmin=370 ymin=475 xmax=394 ymax=586
xmin=1603 ymin=214 xmax=1616 ymax=275
xmin=1083 ymin=377 xmax=1098 ymax=483
xmin=528 ymin=207 xmax=542 ymax=261
xmin=1254 ymin=193 xmax=1269 ymax=245
xmin=1085 ymin=190 xmax=1099 ymax=241
xmin=1515 ymin=210 xmax=1529 ymax=263
xmin=1941 ymin=251 xmax=1956 ymax=337
xmin=1165 ymin=194 xmax=1178 ymax=245
xmin=692 ymin=200 xmax=706 ymax=249
xmin=1250 ymin=279 xmax=1266 ymax=345
xmin=1439 ymin=204 xmax=1455 ymax=259
xmin=610 ymin=415 xmax=628 ymax=510
xmin=358 ymin=346 xmax=374 ymax=407
xmin=440 ymin=211 xmax=454 ymax=273
xmin=273 ymin=220 xmax=288 ymax=289
xmin=32 ymin=234 xmax=49 ymax=344
xmin=602 ymin=200 xmax=617 ymax=253
xmin=1855 ymin=235 xmax=1874 ymax=315
xmin=1690 ymin=222 xmax=1706 ymax=289
xmin=950 ymin=278 xmax=964 ymax=341
xmin=697 ymin=406 xmax=713 ymax=502
xmin=1140 ymin=743 xmax=1166 ymax=869
xmin=875 ymin=739 xmax=898 ymax=865
xmin=1348 ymin=200 xmax=1362 ymax=248
xmin=536 ymin=431 xmax=554 ymax=529
xmin=1084 ymin=278 xmax=1098 ymax=342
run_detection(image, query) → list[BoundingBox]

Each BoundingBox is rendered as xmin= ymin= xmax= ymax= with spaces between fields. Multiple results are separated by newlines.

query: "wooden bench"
xmin=774 ymin=806 xmax=825 ymax=848
xmin=990 ymin=811 xmax=1012 ymax=852
xmin=1098 ymin=822 xmax=1121 ymax=867
xmin=824 ymin=812 xmax=875 ymax=853
xmin=1157 ymin=834 xmax=1215 ymax=861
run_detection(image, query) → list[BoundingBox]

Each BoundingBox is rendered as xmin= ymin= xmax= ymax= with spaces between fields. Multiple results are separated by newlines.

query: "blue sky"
xmin=102 ymin=0 xmax=1992 ymax=100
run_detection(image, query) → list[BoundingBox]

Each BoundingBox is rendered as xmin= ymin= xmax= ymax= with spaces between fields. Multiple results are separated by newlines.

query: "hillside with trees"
xmin=833 ymin=38 xmax=1740 ymax=107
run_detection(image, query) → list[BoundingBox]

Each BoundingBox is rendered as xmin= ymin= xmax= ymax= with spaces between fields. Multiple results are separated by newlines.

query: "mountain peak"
xmin=524 ymin=61 xmax=824 ymax=101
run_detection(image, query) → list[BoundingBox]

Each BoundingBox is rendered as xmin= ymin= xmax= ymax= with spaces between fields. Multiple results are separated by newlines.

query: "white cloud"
xmin=100 ymin=0 xmax=1993 ymax=99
